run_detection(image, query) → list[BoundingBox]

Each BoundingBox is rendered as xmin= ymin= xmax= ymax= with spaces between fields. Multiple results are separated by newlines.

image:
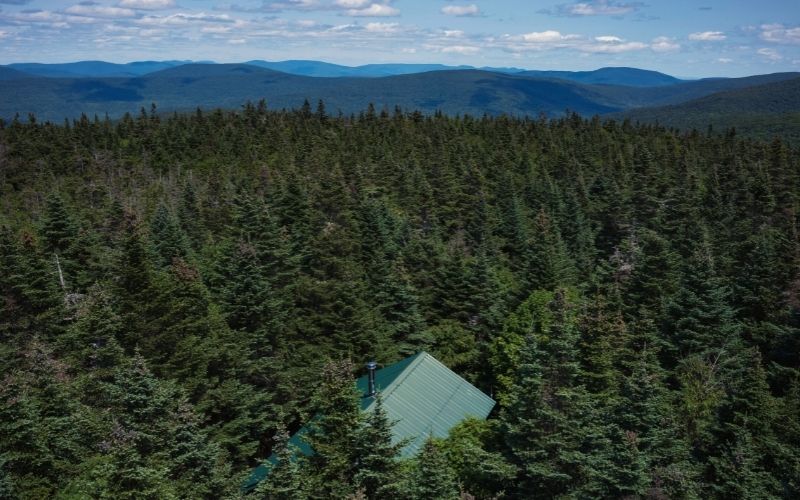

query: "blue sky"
xmin=0 ymin=0 xmax=798 ymax=77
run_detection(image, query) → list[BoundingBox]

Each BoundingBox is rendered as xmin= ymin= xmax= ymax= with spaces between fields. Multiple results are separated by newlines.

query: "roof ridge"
xmin=424 ymin=353 xmax=495 ymax=405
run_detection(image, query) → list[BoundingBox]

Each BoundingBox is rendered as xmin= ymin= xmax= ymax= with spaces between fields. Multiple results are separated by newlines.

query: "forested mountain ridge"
xmin=1 ymin=106 xmax=799 ymax=498
xmin=6 ymin=60 xmax=193 ymax=79
xmin=0 ymin=67 xmax=31 ymax=81
xmin=1 ymin=62 xmax=798 ymax=132
xmin=2 ymin=60 xmax=662 ymax=81
xmin=516 ymin=66 xmax=681 ymax=86
xmin=0 ymin=65 xmax=625 ymax=122
xmin=620 ymin=76 xmax=800 ymax=144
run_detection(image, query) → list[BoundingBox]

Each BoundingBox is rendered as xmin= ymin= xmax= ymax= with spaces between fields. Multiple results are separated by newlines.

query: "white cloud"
xmin=519 ymin=30 xmax=579 ymax=43
xmin=717 ymin=57 xmax=733 ymax=63
xmin=364 ymin=21 xmax=398 ymax=33
xmin=558 ymin=0 xmax=644 ymax=16
xmin=138 ymin=28 xmax=165 ymax=38
xmin=228 ymin=38 xmax=246 ymax=44
xmin=651 ymin=36 xmax=680 ymax=52
xmin=582 ymin=40 xmax=647 ymax=53
xmin=137 ymin=12 xmax=234 ymax=25
xmin=0 ymin=30 xmax=8 ymax=38
xmin=758 ymin=47 xmax=782 ymax=60
xmin=689 ymin=31 xmax=726 ymax=41
xmin=117 ymin=0 xmax=175 ymax=9
xmin=64 ymin=5 xmax=136 ymax=18
xmin=334 ymin=0 xmax=370 ymax=7
xmin=443 ymin=30 xmax=464 ymax=38
xmin=201 ymin=25 xmax=232 ymax=34
xmin=760 ymin=24 xmax=800 ymax=45
xmin=347 ymin=3 xmax=399 ymax=16
xmin=401 ymin=47 xmax=416 ymax=53
xmin=441 ymin=4 xmax=480 ymax=17
xmin=2 ymin=9 xmax=106 ymax=26
xmin=240 ymin=0 xmax=321 ymax=13
xmin=5 ymin=10 xmax=65 ymax=23
xmin=441 ymin=45 xmax=479 ymax=54
xmin=595 ymin=35 xmax=622 ymax=42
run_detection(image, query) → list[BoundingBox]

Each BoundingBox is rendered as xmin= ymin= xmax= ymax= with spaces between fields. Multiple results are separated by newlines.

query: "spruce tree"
xmin=149 ymin=203 xmax=190 ymax=269
xmin=254 ymin=428 xmax=305 ymax=500
xmin=411 ymin=437 xmax=459 ymax=500
xmin=305 ymin=359 xmax=363 ymax=498
xmin=41 ymin=192 xmax=77 ymax=256
xmin=354 ymin=395 xmax=404 ymax=499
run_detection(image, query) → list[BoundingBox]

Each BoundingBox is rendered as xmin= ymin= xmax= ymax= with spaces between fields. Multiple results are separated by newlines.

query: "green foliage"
xmin=303 ymin=360 xmax=406 ymax=499
xmin=409 ymin=437 xmax=459 ymax=500
xmin=304 ymin=359 xmax=364 ymax=498
xmin=488 ymin=288 xmax=580 ymax=403
xmin=439 ymin=418 xmax=516 ymax=497
xmin=1 ymin=106 xmax=799 ymax=498
xmin=252 ymin=428 xmax=304 ymax=499
xmin=149 ymin=203 xmax=190 ymax=269
xmin=353 ymin=395 xmax=406 ymax=499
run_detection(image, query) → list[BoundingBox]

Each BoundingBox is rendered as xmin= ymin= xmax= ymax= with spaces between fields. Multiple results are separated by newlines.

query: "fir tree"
xmin=354 ymin=395 xmax=405 ymax=499
xmin=305 ymin=359 xmax=363 ymax=499
xmin=410 ymin=437 xmax=459 ymax=500
xmin=253 ymin=427 xmax=305 ymax=500
xmin=149 ymin=203 xmax=190 ymax=269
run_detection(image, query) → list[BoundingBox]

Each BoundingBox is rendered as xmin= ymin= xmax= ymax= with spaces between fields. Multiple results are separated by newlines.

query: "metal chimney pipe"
xmin=366 ymin=361 xmax=377 ymax=397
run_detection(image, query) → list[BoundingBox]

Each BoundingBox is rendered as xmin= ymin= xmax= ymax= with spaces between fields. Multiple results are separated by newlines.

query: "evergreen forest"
xmin=1 ymin=103 xmax=799 ymax=498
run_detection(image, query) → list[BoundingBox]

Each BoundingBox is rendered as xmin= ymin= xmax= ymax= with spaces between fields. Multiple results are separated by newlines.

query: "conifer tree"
xmin=41 ymin=192 xmax=77 ymax=256
xmin=524 ymin=210 xmax=576 ymax=292
xmin=141 ymin=258 xmax=217 ymax=388
xmin=707 ymin=347 xmax=781 ymax=497
xmin=663 ymin=243 xmax=740 ymax=363
xmin=179 ymin=181 xmax=204 ymax=251
xmin=354 ymin=395 xmax=405 ymax=499
xmin=410 ymin=437 xmax=459 ymax=500
xmin=253 ymin=428 xmax=305 ymax=500
xmin=500 ymin=291 xmax=599 ymax=497
xmin=58 ymin=285 xmax=124 ymax=374
xmin=149 ymin=203 xmax=190 ymax=268
xmin=305 ymin=359 xmax=363 ymax=498
xmin=488 ymin=289 xmax=559 ymax=403
xmin=112 ymin=224 xmax=153 ymax=349
xmin=0 ymin=455 xmax=15 ymax=500
xmin=101 ymin=354 xmax=228 ymax=499
xmin=440 ymin=418 xmax=516 ymax=498
xmin=217 ymin=239 xmax=283 ymax=355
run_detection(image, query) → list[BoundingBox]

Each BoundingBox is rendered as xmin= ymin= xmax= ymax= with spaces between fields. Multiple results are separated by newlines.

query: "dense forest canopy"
xmin=1 ymin=103 xmax=799 ymax=498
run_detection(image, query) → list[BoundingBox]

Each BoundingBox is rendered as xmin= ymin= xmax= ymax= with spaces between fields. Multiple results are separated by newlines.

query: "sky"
xmin=0 ymin=0 xmax=798 ymax=77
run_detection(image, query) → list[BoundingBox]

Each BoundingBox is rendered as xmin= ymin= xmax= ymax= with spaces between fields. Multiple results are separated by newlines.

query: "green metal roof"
xmin=242 ymin=351 xmax=495 ymax=491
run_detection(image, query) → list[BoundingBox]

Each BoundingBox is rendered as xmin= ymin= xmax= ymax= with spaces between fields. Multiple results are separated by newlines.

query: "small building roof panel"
xmin=242 ymin=351 xmax=495 ymax=491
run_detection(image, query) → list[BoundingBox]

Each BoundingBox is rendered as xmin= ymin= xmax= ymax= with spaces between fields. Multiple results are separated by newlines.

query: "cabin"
xmin=242 ymin=351 xmax=495 ymax=491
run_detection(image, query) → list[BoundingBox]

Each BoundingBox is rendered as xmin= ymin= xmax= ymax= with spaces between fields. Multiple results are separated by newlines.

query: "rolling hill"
xmin=0 ymin=64 xmax=626 ymax=122
xmin=3 ymin=59 xmax=522 ymax=79
xmin=0 ymin=67 xmax=32 ymax=81
xmin=0 ymin=62 xmax=798 ymax=144
xmin=6 ymin=60 xmax=194 ymax=78
xmin=596 ymin=72 xmax=800 ymax=108
xmin=517 ymin=67 xmax=682 ymax=87
xmin=619 ymin=76 xmax=800 ymax=144
xmin=244 ymin=60 xmax=484 ymax=77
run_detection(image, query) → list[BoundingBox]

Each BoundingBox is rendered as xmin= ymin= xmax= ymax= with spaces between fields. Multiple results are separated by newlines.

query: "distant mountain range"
xmin=3 ymin=59 xmax=671 ymax=82
xmin=244 ymin=60 xmax=505 ymax=78
xmin=6 ymin=60 xmax=197 ymax=79
xmin=0 ymin=59 xmax=798 ymax=143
